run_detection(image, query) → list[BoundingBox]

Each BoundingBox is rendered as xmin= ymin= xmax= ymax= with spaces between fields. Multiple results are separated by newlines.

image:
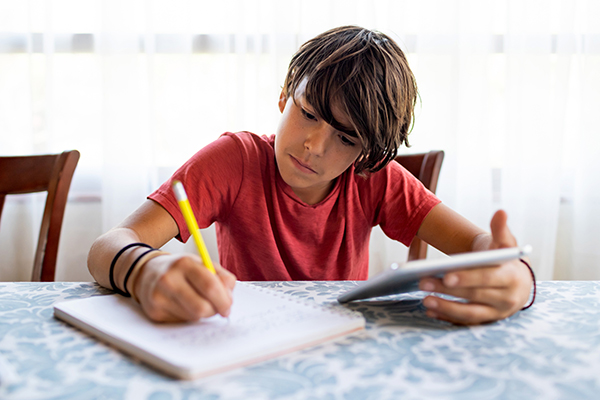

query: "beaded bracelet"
xmin=519 ymin=258 xmax=536 ymax=310
xmin=109 ymin=242 xmax=153 ymax=296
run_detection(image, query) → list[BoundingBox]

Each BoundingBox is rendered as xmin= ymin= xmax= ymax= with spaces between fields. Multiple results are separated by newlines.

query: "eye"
xmin=339 ymin=135 xmax=356 ymax=147
xmin=301 ymin=108 xmax=317 ymax=121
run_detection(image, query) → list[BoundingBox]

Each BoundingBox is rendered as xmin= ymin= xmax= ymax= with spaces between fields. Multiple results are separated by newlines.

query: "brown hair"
xmin=282 ymin=26 xmax=418 ymax=174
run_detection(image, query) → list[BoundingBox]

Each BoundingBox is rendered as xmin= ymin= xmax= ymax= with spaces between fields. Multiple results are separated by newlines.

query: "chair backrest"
xmin=394 ymin=150 xmax=444 ymax=261
xmin=0 ymin=150 xmax=80 ymax=281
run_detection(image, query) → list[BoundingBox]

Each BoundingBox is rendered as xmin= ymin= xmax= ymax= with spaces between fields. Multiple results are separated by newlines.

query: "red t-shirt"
xmin=149 ymin=132 xmax=440 ymax=281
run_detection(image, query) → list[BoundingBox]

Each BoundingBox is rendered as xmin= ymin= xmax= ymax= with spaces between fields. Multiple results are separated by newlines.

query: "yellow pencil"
xmin=172 ymin=180 xmax=216 ymax=275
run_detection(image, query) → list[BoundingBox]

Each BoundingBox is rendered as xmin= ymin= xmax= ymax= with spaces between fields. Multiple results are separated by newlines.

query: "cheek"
xmin=333 ymin=149 xmax=361 ymax=173
xmin=276 ymin=120 xmax=299 ymax=148
xmin=346 ymin=147 xmax=362 ymax=165
xmin=273 ymin=136 xmax=286 ymax=167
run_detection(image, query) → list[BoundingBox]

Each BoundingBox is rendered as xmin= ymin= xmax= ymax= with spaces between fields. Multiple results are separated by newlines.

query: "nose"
xmin=304 ymin=127 xmax=329 ymax=156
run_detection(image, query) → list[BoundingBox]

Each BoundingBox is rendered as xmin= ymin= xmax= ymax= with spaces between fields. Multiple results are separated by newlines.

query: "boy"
xmin=88 ymin=26 xmax=533 ymax=325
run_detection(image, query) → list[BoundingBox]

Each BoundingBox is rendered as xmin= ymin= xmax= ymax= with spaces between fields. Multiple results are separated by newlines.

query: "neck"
xmin=292 ymin=180 xmax=336 ymax=205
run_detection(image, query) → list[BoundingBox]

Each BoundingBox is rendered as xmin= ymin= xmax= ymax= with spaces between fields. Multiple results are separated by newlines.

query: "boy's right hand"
xmin=132 ymin=253 xmax=236 ymax=322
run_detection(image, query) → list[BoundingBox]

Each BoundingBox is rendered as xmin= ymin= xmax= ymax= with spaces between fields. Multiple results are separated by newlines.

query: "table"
xmin=1 ymin=281 xmax=599 ymax=400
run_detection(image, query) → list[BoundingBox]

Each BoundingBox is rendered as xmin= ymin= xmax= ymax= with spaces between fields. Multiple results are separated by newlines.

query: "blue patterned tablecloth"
xmin=1 ymin=281 xmax=599 ymax=400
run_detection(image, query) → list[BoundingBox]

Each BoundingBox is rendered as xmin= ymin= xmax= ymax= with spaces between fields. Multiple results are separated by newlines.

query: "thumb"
xmin=489 ymin=210 xmax=517 ymax=250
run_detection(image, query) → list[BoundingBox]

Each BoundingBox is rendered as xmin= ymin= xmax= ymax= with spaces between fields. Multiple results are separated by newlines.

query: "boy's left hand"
xmin=418 ymin=210 xmax=533 ymax=325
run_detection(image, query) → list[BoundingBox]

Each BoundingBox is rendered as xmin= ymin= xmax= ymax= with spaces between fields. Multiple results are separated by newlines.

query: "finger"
xmin=456 ymin=257 xmax=526 ymax=289
xmin=138 ymin=255 xmax=223 ymax=322
xmin=186 ymin=263 xmax=233 ymax=318
xmin=154 ymin=301 xmax=195 ymax=323
xmin=422 ymin=296 xmax=503 ymax=325
xmin=140 ymin=289 xmax=191 ymax=323
xmin=159 ymin=254 xmax=233 ymax=318
xmin=139 ymin=271 xmax=202 ymax=323
xmin=419 ymin=280 xmax=520 ymax=312
xmin=162 ymin=276 xmax=219 ymax=320
xmin=420 ymin=264 xmax=515 ymax=291
xmin=442 ymin=264 xmax=516 ymax=289
xmin=157 ymin=303 xmax=202 ymax=323
xmin=489 ymin=210 xmax=517 ymax=250
xmin=215 ymin=264 xmax=237 ymax=292
xmin=149 ymin=270 xmax=221 ymax=322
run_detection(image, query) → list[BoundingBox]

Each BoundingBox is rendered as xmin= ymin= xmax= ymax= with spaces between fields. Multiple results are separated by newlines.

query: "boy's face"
xmin=274 ymin=80 xmax=362 ymax=205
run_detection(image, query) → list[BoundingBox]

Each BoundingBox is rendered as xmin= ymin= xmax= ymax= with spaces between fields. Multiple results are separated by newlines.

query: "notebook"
xmin=54 ymin=282 xmax=365 ymax=380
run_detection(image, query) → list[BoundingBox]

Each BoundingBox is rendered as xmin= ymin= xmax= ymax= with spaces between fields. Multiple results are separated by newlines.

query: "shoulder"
xmin=352 ymin=160 xmax=438 ymax=217
xmin=220 ymin=131 xmax=275 ymax=156
xmin=218 ymin=132 xmax=276 ymax=176
xmin=354 ymin=160 xmax=415 ymax=192
xmin=181 ymin=131 xmax=271 ymax=169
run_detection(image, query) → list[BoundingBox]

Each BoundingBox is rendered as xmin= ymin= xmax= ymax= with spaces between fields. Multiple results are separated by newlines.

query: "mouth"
xmin=290 ymin=155 xmax=317 ymax=174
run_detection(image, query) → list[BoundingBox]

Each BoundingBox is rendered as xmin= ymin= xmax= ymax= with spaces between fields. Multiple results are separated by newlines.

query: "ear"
xmin=278 ymin=90 xmax=287 ymax=113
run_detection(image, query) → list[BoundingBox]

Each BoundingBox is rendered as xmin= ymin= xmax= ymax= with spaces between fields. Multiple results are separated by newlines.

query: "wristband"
xmin=519 ymin=258 xmax=536 ymax=310
xmin=109 ymin=243 xmax=153 ymax=296
xmin=123 ymin=248 xmax=158 ymax=297
xmin=125 ymin=250 xmax=170 ymax=303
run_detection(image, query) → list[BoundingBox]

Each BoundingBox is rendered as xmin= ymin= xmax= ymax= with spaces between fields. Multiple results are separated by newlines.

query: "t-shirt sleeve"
xmin=148 ymin=133 xmax=244 ymax=243
xmin=362 ymin=161 xmax=441 ymax=246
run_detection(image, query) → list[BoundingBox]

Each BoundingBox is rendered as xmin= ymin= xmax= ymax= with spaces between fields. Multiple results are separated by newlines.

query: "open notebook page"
xmin=54 ymin=282 xmax=365 ymax=379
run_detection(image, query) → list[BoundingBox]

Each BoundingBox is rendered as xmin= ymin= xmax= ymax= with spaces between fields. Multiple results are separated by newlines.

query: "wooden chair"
xmin=0 ymin=150 xmax=80 ymax=281
xmin=395 ymin=150 xmax=444 ymax=261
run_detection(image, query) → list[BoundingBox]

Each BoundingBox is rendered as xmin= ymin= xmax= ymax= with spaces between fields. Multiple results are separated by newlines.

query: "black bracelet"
xmin=519 ymin=258 xmax=536 ymax=310
xmin=109 ymin=243 xmax=153 ymax=296
xmin=123 ymin=248 xmax=158 ymax=297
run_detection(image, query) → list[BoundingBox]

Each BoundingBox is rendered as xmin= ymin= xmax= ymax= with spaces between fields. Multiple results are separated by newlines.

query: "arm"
xmin=415 ymin=203 xmax=533 ymax=325
xmin=88 ymin=199 xmax=236 ymax=322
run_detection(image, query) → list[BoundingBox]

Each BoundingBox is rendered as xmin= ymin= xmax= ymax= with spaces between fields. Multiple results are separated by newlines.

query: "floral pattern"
xmin=1 ymin=281 xmax=599 ymax=399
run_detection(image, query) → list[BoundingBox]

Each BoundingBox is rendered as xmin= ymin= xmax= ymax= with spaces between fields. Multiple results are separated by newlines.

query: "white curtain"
xmin=0 ymin=0 xmax=598 ymax=281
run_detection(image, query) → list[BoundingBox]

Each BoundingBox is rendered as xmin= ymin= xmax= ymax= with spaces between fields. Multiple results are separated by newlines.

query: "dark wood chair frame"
xmin=0 ymin=150 xmax=80 ymax=281
xmin=394 ymin=150 xmax=445 ymax=261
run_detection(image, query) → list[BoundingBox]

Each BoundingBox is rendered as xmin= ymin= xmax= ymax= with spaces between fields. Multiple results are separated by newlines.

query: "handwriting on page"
xmin=160 ymin=304 xmax=321 ymax=347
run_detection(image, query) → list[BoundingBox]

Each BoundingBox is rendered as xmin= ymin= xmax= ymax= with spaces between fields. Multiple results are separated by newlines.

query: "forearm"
xmin=87 ymin=227 xmax=147 ymax=290
xmin=417 ymin=203 xmax=487 ymax=255
xmin=86 ymin=200 xmax=234 ymax=322
xmin=88 ymin=199 xmax=181 ymax=291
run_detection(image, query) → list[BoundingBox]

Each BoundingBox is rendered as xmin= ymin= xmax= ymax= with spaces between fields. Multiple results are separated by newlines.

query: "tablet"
xmin=337 ymin=245 xmax=532 ymax=303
